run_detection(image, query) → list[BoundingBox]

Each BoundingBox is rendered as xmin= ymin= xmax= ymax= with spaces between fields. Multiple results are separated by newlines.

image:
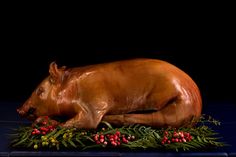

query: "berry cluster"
xmin=161 ymin=130 xmax=193 ymax=145
xmin=31 ymin=116 xmax=56 ymax=135
xmin=93 ymin=130 xmax=135 ymax=147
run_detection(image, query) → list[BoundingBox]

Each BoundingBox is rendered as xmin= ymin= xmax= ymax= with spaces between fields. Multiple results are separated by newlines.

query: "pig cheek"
xmin=35 ymin=103 xmax=48 ymax=116
xmin=33 ymin=109 xmax=44 ymax=118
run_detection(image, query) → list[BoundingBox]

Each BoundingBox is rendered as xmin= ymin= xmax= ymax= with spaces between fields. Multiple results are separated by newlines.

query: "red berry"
xmin=111 ymin=141 xmax=117 ymax=146
xmin=100 ymin=135 xmax=104 ymax=139
xmin=48 ymin=125 xmax=53 ymax=129
xmin=171 ymin=138 xmax=175 ymax=142
xmin=179 ymin=139 xmax=182 ymax=143
xmin=104 ymin=141 xmax=108 ymax=145
xmin=35 ymin=130 xmax=40 ymax=134
xmin=175 ymin=138 xmax=179 ymax=142
xmin=114 ymin=135 xmax=118 ymax=140
xmin=115 ymin=131 xmax=121 ymax=137
xmin=96 ymin=141 xmax=100 ymax=144
xmin=42 ymin=131 xmax=46 ymax=135
xmin=122 ymin=138 xmax=128 ymax=144
xmin=182 ymin=138 xmax=186 ymax=142
xmin=161 ymin=141 xmax=165 ymax=145
xmin=94 ymin=135 xmax=99 ymax=141
xmin=117 ymin=141 xmax=121 ymax=145
xmin=173 ymin=133 xmax=178 ymax=138
xmin=42 ymin=121 xmax=47 ymax=125
xmin=31 ymin=131 xmax=36 ymax=135
xmin=100 ymin=138 xmax=104 ymax=143
xmin=164 ymin=131 xmax=168 ymax=136
xmin=34 ymin=128 xmax=39 ymax=132
xmin=109 ymin=137 xmax=114 ymax=141
xmin=184 ymin=132 xmax=189 ymax=137
xmin=163 ymin=136 xmax=168 ymax=140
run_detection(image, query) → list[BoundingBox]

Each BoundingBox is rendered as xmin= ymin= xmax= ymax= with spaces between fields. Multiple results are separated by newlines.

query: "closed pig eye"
xmin=36 ymin=87 xmax=44 ymax=96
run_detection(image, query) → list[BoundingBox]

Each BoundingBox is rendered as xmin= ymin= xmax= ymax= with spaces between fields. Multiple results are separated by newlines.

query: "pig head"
xmin=17 ymin=62 xmax=68 ymax=121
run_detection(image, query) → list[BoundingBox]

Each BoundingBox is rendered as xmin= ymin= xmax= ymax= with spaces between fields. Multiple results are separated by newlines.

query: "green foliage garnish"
xmin=10 ymin=115 xmax=227 ymax=151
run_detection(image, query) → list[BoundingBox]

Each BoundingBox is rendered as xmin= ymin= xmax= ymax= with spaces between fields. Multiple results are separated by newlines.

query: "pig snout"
xmin=17 ymin=99 xmax=35 ymax=117
xmin=17 ymin=106 xmax=36 ymax=118
xmin=17 ymin=108 xmax=26 ymax=117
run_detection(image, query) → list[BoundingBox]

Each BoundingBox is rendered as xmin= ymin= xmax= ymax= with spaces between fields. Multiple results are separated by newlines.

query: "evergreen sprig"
xmin=9 ymin=115 xmax=227 ymax=151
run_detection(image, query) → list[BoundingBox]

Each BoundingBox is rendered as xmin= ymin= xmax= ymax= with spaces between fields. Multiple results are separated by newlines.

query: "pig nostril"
xmin=18 ymin=111 xmax=24 ymax=116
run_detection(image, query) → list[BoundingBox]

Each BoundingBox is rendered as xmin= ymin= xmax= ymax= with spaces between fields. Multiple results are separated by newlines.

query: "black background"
xmin=1 ymin=5 xmax=235 ymax=105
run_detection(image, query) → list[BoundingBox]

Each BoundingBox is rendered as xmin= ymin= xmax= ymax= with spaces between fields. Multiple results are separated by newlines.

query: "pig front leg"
xmin=62 ymin=102 xmax=109 ymax=129
xmin=62 ymin=111 xmax=95 ymax=128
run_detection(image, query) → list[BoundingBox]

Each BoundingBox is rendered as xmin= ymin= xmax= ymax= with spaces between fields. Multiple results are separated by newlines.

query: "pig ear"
xmin=49 ymin=62 xmax=66 ymax=84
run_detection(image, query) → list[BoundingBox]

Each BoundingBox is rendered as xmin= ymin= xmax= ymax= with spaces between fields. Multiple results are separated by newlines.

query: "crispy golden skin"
xmin=17 ymin=58 xmax=202 ymax=128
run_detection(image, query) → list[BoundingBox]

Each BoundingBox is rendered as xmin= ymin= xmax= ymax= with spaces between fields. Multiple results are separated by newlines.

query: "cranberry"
xmin=111 ymin=141 xmax=117 ymax=146
xmin=164 ymin=131 xmax=168 ymax=136
xmin=100 ymin=138 xmax=104 ymax=143
xmin=171 ymin=138 xmax=175 ymax=142
xmin=100 ymin=135 xmax=104 ymax=139
xmin=115 ymin=131 xmax=121 ymax=137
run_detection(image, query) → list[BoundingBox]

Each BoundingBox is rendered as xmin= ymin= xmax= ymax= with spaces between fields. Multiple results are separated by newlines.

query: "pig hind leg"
xmin=102 ymin=96 xmax=195 ymax=128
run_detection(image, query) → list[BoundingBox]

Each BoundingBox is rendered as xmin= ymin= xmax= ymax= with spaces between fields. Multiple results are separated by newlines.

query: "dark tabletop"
xmin=0 ymin=101 xmax=236 ymax=157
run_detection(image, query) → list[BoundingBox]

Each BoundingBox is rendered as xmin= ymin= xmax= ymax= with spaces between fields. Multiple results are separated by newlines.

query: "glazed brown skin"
xmin=17 ymin=58 xmax=202 ymax=128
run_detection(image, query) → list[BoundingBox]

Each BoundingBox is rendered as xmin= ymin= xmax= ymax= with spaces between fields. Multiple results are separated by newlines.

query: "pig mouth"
xmin=26 ymin=107 xmax=37 ymax=120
